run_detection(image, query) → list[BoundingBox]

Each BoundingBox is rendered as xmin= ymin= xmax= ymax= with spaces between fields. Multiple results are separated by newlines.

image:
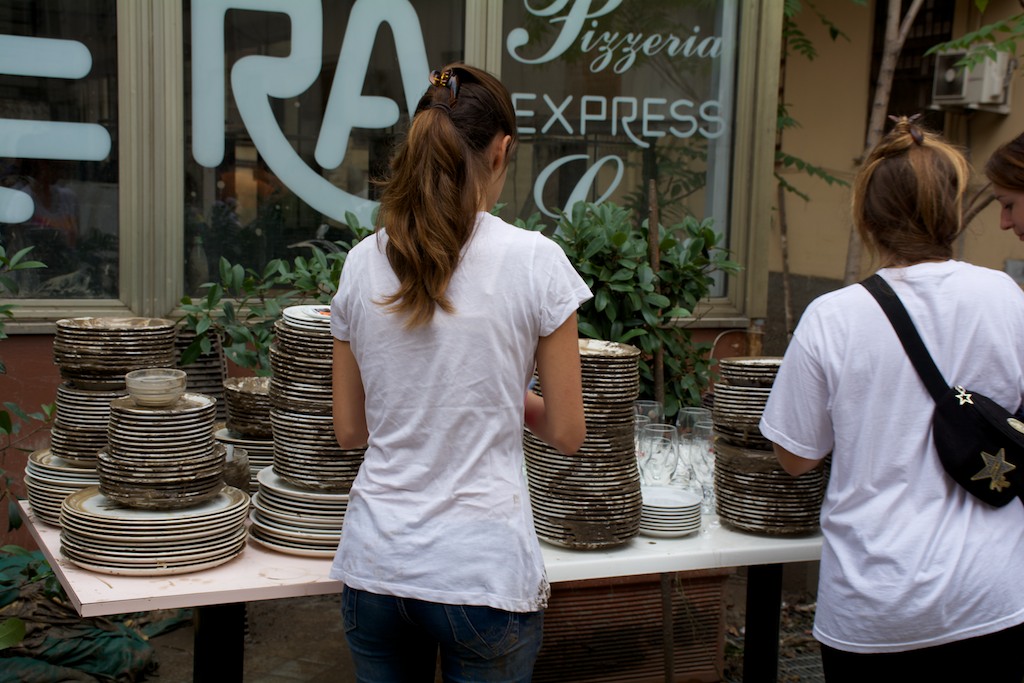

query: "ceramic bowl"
xmin=124 ymin=368 xmax=187 ymax=407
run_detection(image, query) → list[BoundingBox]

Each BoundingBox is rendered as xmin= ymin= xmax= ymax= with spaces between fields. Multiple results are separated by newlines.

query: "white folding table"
xmin=17 ymin=501 xmax=822 ymax=682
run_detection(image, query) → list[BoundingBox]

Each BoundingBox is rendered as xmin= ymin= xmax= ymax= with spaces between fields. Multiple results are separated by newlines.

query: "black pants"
xmin=820 ymin=621 xmax=1024 ymax=683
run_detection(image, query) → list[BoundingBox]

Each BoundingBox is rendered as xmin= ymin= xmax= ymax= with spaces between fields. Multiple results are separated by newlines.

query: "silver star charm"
xmin=971 ymin=448 xmax=1016 ymax=492
xmin=955 ymin=386 xmax=973 ymax=405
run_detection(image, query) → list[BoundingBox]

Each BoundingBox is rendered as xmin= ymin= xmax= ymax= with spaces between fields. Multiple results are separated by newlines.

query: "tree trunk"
xmin=843 ymin=0 xmax=926 ymax=285
xmin=648 ymin=179 xmax=664 ymax=407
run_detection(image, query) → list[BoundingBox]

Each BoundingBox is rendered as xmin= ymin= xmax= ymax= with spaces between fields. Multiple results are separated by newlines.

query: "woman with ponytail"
xmin=329 ymin=64 xmax=590 ymax=682
xmin=759 ymin=118 xmax=1024 ymax=682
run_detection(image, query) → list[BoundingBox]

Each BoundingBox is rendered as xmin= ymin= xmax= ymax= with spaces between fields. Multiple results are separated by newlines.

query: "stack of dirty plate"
xmin=267 ymin=305 xmax=364 ymax=492
xmin=248 ymin=467 xmax=346 ymax=558
xmin=525 ymin=339 xmax=642 ymax=550
xmin=47 ymin=382 xmax=126 ymax=466
xmin=218 ymin=377 xmax=274 ymax=492
xmin=711 ymin=360 xmax=776 ymax=450
xmin=99 ymin=393 xmax=224 ymax=509
xmin=52 ymin=317 xmax=177 ymax=389
xmin=639 ymin=485 xmax=702 ymax=538
xmin=24 ymin=448 xmax=100 ymax=526
xmin=224 ymin=377 xmax=272 ymax=438
xmin=712 ymin=356 xmax=826 ymax=535
xmin=59 ymin=485 xmax=249 ymax=576
xmin=176 ymin=327 xmax=228 ymax=422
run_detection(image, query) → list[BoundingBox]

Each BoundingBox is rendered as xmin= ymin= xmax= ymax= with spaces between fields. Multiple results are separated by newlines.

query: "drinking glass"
xmin=634 ymin=400 xmax=665 ymax=424
xmin=690 ymin=419 xmax=720 ymax=529
xmin=676 ymin=406 xmax=712 ymax=437
xmin=638 ymin=423 xmax=678 ymax=486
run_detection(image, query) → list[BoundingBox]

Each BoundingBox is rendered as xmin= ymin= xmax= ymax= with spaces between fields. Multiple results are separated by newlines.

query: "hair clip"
xmin=887 ymin=113 xmax=925 ymax=145
xmin=430 ymin=69 xmax=451 ymax=88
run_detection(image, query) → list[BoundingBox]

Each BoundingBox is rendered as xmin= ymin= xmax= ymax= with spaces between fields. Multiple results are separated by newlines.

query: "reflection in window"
xmin=183 ymin=1 xmax=464 ymax=294
xmin=0 ymin=0 xmax=119 ymax=299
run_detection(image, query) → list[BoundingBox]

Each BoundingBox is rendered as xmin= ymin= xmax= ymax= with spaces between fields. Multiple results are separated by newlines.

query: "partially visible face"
xmin=993 ymin=185 xmax=1024 ymax=241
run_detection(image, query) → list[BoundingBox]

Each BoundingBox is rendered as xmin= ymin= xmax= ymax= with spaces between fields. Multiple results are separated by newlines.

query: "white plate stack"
xmin=267 ymin=305 xmax=365 ymax=492
xmin=24 ymin=449 xmax=100 ymax=526
xmin=249 ymin=467 xmax=345 ymax=558
xmin=639 ymin=486 xmax=702 ymax=537
xmin=58 ymin=485 xmax=249 ymax=576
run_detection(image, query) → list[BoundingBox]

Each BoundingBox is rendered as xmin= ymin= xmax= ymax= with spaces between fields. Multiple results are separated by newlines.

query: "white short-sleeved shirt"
xmin=330 ymin=211 xmax=592 ymax=613
xmin=760 ymin=260 xmax=1024 ymax=653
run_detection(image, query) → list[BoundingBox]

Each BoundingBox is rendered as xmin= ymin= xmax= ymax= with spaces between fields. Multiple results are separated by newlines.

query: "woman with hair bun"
xmin=330 ymin=63 xmax=591 ymax=681
xmin=760 ymin=117 xmax=1024 ymax=682
xmin=985 ymin=132 xmax=1024 ymax=241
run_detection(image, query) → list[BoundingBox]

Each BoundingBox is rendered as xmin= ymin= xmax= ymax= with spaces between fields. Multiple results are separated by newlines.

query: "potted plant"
xmin=519 ymin=201 xmax=740 ymax=418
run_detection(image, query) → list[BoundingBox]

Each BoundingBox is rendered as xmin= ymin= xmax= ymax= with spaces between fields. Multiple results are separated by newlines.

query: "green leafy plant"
xmin=0 ymin=248 xmax=53 ymax=651
xmin=178 ymin=214 xmax=371 ymax=372
xmin=520 ymin=201 xmax=740 ymax=418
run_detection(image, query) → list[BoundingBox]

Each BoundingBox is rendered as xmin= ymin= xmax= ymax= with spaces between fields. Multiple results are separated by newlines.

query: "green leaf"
xmin=0 ymin=617 xmax=26 ymax=650
xmin=0 ymin=411 xmax=11 ymax=436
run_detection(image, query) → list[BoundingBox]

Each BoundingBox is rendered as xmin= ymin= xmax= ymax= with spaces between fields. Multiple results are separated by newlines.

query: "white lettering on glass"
xmin=506 ymin=0 xmax=623 ymax=66
xmin=0 ymin=35 xmax=111 ymax=223
xmin=533 ymin=154 xmax=623 ymax=218
xmin=191 ymin=0 xmax=428 ymax=225
xmin=508 ymin=1 xmax=722 ymax=74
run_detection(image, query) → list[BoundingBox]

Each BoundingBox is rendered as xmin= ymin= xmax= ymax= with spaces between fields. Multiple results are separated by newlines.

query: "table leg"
xmin=193 ymin=603 xmax=246 ymax=683
xmin=742 ymin=563 xmax=783 ymax=683
xmin=660 ymin=573 xmax=675 ymax=682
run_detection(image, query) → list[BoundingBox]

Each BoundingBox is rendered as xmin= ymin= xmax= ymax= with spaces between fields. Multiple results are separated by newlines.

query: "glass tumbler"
xmin=691 ymin=419 xmax=720 ymax=529
xmin=638 ymin=423 xmax=678 ymax=486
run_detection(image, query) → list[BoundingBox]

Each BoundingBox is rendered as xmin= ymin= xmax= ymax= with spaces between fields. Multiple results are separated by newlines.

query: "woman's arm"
xmin=773 ymin=442 xmax=821 ymax=476
xmin=332 ymin=338 xmax=369 ymax=449
xmin=524 ymin=313 xmax=586 ymax=455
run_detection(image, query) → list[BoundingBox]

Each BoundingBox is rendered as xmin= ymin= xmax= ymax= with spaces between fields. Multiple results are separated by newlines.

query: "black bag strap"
xmin=860 ymin=274 xmax=949 ymax=403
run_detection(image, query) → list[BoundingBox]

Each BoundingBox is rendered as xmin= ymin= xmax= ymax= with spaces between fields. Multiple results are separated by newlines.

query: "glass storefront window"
xmin=0 ymin=0 xmax=118 ymax=299
xmin=498 ymin=0 xmax=737 ymax=293
xmin=183 ymin=0 xmax=465 ymax=292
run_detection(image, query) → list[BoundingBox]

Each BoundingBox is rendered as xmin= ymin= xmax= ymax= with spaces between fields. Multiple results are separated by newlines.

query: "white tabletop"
xmin=18 ymin=502 xmax=821 ymax=618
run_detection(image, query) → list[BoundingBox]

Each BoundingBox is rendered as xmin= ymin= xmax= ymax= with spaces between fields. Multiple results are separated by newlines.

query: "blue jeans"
xmin=341 ymin=586 xmax=544 ymax=683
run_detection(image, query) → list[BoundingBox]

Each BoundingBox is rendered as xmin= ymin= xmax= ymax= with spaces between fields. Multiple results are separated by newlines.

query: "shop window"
xmin=0 ymin=0 xmax=118 ymax=299
xmin=498 ymin=1 xmax=736 ymax=233
xmin=183 ymin=0 xmax=737 ymax=299
xmin=183 ymin=0 xmax=465 ymax=292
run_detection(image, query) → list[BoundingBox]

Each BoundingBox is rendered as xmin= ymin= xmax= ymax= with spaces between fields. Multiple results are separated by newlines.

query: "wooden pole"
xmin=648 ymin=179 xmax=664 ymax=407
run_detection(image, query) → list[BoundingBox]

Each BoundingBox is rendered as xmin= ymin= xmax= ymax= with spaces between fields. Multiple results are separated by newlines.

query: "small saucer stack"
xmin=639 ymin=486 xmax=702 ymax=538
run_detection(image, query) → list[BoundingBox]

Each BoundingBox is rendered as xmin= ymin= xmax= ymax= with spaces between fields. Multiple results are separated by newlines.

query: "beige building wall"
xmin=775 ymin=0 xmax=1024 ymax=285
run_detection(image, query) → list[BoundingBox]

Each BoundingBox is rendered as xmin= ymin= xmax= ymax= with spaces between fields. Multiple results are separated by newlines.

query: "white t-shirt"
xmin=760 ymin=260 xmax=1024 ymax=653
xmin=329 ymin=212 xmax=592 ymax=613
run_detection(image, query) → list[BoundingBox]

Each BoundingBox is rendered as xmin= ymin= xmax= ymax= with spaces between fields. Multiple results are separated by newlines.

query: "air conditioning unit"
xmin=931 ymin=46 xmax=1012 ymax=113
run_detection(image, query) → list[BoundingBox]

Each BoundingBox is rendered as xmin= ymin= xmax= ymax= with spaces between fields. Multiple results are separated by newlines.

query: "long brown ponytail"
xmin=375 ymin=63 xmax=518 ymax=328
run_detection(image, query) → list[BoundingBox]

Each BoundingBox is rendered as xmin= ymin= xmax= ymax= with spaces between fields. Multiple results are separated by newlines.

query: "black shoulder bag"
xmin=861 ymin=274 xmax=1024 ymax=507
